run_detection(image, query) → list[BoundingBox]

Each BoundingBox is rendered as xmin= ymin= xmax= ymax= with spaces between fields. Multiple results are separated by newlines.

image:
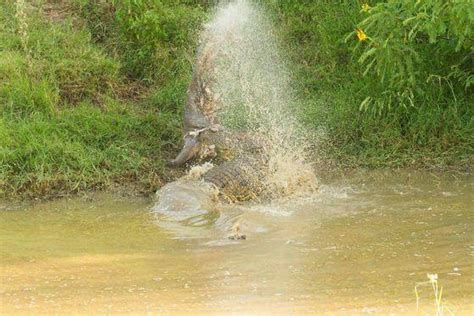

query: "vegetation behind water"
xmin=1 ymin=0 xmax=472 ymax=198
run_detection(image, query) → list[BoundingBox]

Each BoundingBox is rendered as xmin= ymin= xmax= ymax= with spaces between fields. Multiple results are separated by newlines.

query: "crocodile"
xmin=168 ymin=38 xmax=271 ymax=202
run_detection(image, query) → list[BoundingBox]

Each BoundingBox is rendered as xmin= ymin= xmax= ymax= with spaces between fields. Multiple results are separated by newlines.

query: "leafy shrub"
xmin=111 ymin=0 xmax=207 ymax=81
xmin=266 ymin=0 xmax=473 ymax=168
xmin=347 ymin=0 xmax=473 ymax=113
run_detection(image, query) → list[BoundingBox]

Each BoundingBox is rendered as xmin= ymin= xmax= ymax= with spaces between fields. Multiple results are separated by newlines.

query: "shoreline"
xmin=2 ymin=163 xmax=472 ymax=202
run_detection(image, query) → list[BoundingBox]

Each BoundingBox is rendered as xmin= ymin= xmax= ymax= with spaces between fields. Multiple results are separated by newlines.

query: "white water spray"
xmin=203 ymin=0 xmax=318 ymax=195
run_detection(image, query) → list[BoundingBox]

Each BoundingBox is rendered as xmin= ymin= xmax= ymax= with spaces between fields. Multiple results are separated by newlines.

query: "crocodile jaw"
xmin=168 ymin=136 xmax=201 ymax=167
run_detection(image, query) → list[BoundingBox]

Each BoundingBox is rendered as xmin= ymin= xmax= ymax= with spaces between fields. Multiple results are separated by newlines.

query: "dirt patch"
xmin=41 ymin=0 xmax=76 ymax=23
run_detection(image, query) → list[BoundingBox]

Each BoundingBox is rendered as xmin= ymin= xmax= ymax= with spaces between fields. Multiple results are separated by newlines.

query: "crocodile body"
xmin=203 ymin=155 xmax=269 ymax=202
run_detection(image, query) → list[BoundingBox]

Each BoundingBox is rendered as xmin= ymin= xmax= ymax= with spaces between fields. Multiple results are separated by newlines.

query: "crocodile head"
xmin=169 ymin=48 xmax=220 ymax=167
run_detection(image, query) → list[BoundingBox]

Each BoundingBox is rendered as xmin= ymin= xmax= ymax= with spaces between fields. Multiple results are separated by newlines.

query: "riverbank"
xmin=1 ymin=1 xmax=472 ymax=199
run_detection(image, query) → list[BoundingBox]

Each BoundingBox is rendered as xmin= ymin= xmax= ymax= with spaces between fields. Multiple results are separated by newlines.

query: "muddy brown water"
xmin=1 ymin=170 xmax=472 ymax=314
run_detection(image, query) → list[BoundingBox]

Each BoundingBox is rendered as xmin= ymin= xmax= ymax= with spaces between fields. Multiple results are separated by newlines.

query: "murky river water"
xmin=1 ymin=170 xmax=472 ymax=314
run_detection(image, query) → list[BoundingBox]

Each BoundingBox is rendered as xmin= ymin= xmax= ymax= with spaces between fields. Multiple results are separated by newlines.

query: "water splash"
xmin=153 ymin=179 xmax=219 ymax=222
xmin=153 ymin=0 xmax=318 ymax=228
xmin=203 ymin=0 xmax=318 ymax=196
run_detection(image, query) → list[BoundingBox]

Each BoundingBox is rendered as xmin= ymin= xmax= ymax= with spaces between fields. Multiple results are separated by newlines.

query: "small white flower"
xmin=427 ymin=273 xmax=438 ymax=282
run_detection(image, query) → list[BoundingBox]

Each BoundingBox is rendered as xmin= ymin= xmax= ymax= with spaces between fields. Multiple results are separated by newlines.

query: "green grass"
xmin=299 ymin=89 xmax=473 ymax=169
xmin=1 ymin=0 xmax=472 ymax=199
xmin=0 ymin=102 xmax=181 ymax=198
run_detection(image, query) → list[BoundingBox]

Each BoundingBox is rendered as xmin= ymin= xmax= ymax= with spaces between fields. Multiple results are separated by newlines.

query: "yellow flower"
xmin=362 ymin=3 xmax=371 ymax=12
xmin=356 ymin=28 xmax=368 ymax=41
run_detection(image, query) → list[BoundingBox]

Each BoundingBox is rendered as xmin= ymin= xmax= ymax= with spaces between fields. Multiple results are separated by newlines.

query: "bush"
xmin=347 ymin=0 xmax=473 ymax=113
xmin=265 ymin=0 xmax=473 ymax=168
xmin=101 ymin=0 xmax=207 ymax=82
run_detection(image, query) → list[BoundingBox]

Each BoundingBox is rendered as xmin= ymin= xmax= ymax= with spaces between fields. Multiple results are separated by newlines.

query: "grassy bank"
xmin=1 ymin=0 xmax=472 ymax=199
xmin=0 ymin=0 xmax=205 ymax=198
